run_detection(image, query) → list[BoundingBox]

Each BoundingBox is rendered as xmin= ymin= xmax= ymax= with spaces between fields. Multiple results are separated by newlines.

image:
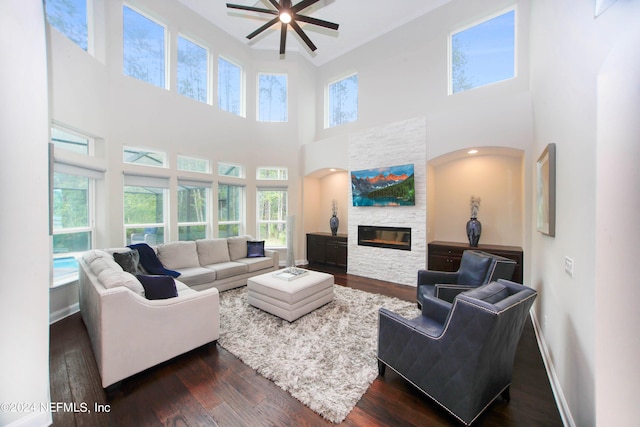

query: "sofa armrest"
xmin=265 ymin=249 xmax=279 ymax=269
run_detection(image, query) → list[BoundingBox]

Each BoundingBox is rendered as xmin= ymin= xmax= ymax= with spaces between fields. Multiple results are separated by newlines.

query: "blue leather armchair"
xmin=417 ymin=250 xmax=516 ymax=306
xmin=378 ymin=279 xmax=537 ymax=426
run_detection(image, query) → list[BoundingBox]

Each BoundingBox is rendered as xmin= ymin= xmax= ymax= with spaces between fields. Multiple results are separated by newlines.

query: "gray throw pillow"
xmin=113 ymin=250 xmax=146 ymax=276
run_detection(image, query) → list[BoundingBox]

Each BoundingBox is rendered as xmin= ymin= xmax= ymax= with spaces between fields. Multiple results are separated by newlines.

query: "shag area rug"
xmin=217 ymin=285 xmax=420 ymax=423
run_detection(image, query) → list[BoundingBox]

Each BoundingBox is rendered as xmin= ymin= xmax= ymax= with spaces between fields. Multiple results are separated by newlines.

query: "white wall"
xmin=530 ymin=0 xmax=640 ymax=425
xmin=0 ymin=1 xmax=52 ymax=426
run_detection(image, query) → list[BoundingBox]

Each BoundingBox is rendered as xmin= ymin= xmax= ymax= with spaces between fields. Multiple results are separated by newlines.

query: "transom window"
xmin=123 ymin=5 xmax=167 ymax=89
xmin=177 ymin=155 xmax=210 ymax=173
xmin=45 ymin=0 xmax=88 ymax=51
xmin=177 ymin=35 xmax=209 ymax=104
xmin=123 ymin=146 xmax=167 ymax=168
xmin=258 ymin=73 xmax=288 ymax=122
xmin=257 ymin=188 xmax=287 ymax=247
xmin=218 ymin=57 xmax=244 ymax=116
xmin=218 ymin=184 xmax=244 ymax=237
xmin=327 ymin=73 xmax=358 ymax=128
xmin=219 ymin=162 xmax=244 ymax=178
xmin=257 ymin=167 xmax=288 ymax=180
xmin=450 ymin=8 xmax=516 ymax=94
xmin=51 ymin=126 xmax=92 ymax=155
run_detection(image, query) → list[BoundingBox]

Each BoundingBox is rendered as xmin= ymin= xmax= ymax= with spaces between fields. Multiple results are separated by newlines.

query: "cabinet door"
xmin=307 ymin=235 xmax=325 ymax=264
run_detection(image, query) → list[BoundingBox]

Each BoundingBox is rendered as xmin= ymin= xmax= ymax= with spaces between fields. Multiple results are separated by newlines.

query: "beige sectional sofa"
xmin=78 ymin=235 xmax=278 ymax=388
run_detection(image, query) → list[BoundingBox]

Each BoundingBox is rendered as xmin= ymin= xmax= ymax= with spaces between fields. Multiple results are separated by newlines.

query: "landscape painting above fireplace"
xmin=351 ymin=163 xmax=415 ymax=206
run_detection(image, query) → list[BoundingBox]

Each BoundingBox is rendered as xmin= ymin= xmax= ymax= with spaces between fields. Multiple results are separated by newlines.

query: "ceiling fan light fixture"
xmin=279 ymin=11 xmax=292 ymax=24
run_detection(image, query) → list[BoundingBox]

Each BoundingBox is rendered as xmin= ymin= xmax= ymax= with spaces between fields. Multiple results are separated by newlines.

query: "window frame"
xmin=256 ymin=166 xmax=288 ymax=181
xmin=448 ymin=7 xmax=517 ymax=95
xmin=177 ymin=34 xmax=210 ymax=104
xmin=123 ymin=176 xmax=169 ymax=246
xmin=257 ymin=72 xmax=288 ymax=122
xmin=123 ymin=145 xmax=168 ymax=168
xmin=122 ymin=3 xmax=169 ymax=90
xmin=218 ymin=162 xmax=245 ymax=179
xmin=177 ymin=154 xmax=211 ymax=174
xmin=217 ymin=56 xmax=245 ymax=117
xmin=325 ymin=72 xmax=359 ymax=129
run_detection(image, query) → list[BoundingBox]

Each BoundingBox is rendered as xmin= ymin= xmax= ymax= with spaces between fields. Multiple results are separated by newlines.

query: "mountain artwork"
xmin=351 ymin=164 xmax=415 ymax=206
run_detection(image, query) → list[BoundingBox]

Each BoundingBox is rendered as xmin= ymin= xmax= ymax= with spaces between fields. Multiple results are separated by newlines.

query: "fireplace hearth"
xmin=358 ymin=225 xmax=411 ymax=251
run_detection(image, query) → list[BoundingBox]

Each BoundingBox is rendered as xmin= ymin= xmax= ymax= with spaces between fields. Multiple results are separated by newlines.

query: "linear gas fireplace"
xmin=358 ymin=225 xmax=411 ymax=251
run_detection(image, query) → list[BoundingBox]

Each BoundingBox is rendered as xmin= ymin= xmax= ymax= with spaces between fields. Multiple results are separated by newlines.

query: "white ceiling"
xmin=176 ymin=0 xmax=453 ymax=66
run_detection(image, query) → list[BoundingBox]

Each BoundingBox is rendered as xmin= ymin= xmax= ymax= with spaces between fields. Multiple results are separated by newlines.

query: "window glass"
xmin=257 ymin=167 xmax=288 ymax=180
xmin=177 ymin=36 xmax=208 ymax=103
xmin=177 ymin=155 xmax=210 ymax=173
xmin=257 ymin=188 xmax=287 ymax=247
xmin=123 ymin=5 xmax=166 ymax=89
xmin=123 ymin=185 xmax=165 ymax=245
xmin=52 ymin=172 xmax=92 ymax=279
xmin=218 ymin=162 xmax=244 ymax=178
xmin=450 ymin=9 xmax=515 ymax=94
xmin=178 ymin=183 xmax=209 ymax=241
xmin=218 ymin=57 xmax=243 ymax=116
xmin=258 ymin=73 xmax=288 ymax=122
xmin=123 ymin=146 xmax=167 ymax=168
xmin=218 ymin=184 xmax=243 ymax=237
xmin=327 ymin=74 xmax=358 ymax=128
xmin=45 ymin=0 xmax=88 ymax=51
xmin=51 ymin=126 xmax=91 ymax=155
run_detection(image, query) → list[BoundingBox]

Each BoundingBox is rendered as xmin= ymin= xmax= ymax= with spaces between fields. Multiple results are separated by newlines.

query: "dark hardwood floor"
xmin=50 ymin=265 xmax=563 ymax=426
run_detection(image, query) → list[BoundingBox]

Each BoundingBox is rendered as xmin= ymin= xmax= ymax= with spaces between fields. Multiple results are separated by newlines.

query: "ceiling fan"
xmin=226 ymin=0 xmax=339 ymax=55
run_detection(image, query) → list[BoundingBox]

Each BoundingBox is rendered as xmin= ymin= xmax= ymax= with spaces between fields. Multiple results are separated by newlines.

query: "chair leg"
xmin=378 ymin=360 xmax=386 ymax=376
xmin=501 ymin=386 xmax=511 ymax=402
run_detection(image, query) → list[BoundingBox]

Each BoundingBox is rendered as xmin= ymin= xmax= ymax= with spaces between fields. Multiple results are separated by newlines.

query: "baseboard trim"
xmin=50 ymin=302 xmax=79 ymax=325
xmin=530 ymin=310 xmax=575 ymax=427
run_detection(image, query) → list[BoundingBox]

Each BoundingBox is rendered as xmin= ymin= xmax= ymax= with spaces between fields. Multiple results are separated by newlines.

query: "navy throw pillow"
xmin=137 ymin=275 xmax=178 ymax=300
xmin=247 ymin=240 xmax=265 ymax=258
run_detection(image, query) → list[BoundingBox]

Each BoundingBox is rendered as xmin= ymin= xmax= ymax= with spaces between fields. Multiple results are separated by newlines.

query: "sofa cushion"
xmin=89 ymin=257 xmax=123 ymax=276
xmin=247 ymin=240 xmax=265 ymax=258
xmin=204 ymin=261 xmax=248 ymax=280
xmin=113 ymin=249 xmax=146 ymax=275
xmin=137 ymin=275 xmax=178 ymax=300
xmin=227 ymin=235 xmax=251 ymax=261
xmin=196 ymin=239 xmax=231 ymax=265
xmin=173 ymin=266 xmax=217 ymax=287
xmin=236 ymin=257 xmax=273 ymax=273
xmin=83 ymin=249 xmax=112 ymax=265
xmin=97 ymin=269 xmax=145 ymax=296
xmin=157 ymin=241 xmax=200 ymax=270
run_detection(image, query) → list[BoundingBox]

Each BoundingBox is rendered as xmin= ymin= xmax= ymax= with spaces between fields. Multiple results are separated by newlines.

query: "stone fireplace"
xmin=358 ymin=225 xmax=411 ymax=251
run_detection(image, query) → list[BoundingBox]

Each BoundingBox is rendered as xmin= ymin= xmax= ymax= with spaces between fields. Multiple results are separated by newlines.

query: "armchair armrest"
xmin=435 ymin=283 xmax=477 ymax=303
xmin=418 ymin=269 xmax=458 ymax=285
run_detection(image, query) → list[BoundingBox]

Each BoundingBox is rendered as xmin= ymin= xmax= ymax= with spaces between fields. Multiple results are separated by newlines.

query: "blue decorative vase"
xmin=466 ymin=217 xmax=482 ymax=247
xmin=330 ymin=214 xmax=339 ymax=236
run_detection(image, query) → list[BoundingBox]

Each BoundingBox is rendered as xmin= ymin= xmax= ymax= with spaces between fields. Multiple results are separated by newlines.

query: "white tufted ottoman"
xmin=247 ymin=270 xmax=334 ymax=322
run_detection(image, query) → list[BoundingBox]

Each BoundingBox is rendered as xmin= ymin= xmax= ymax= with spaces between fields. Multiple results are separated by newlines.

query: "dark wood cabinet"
xmin=307 ymin=233 xmax=347 ymax=269
xmin=428 ymin=241 xmax=524 ymax=283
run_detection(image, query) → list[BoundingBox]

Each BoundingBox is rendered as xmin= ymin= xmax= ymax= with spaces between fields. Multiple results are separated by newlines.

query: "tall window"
xmin=257 ymin=188 xmax=287 ymax=247
xmin=218 ymin=57 xmax=243 ymax=116
xmin=178 ymin=181 xmax=209 ymax=241
xmin=177 ymin=36 xmax=209 ymax=103
xmin=123 ymin=176 xmax=168 ymax=245
xmin=218 ymin=184 xmax=244 ymax=237
xmin=52 ymin=172 xmax=93 ymax=280
xmin=45 ymin=0 xmax=88 ymax=51
xmin=258 ymin=73 xmax=288 ymax=122
xmin=450 ymin=9 xmax=516 ymax=94
xmin=327 ymin=73 xmax=358 ymax=128
xmin=123 ymin=5 xmax=166 ymax=89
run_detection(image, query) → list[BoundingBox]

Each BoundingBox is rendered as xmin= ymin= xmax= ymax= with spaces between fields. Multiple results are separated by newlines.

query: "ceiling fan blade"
xmin=247 ymin=17 xmax=280 ymax=39
xmin=294 ymin=14 xmax=339 ymax=31
xmin=290 ymin=20 xmax=317 ymax=51
xmin=280 ymin=23 xmax=288 ymax=54
xmin=226 ymin=3 xmax=277 ymax=15
xmin=292 ymin=0 xmax=320 ymax=13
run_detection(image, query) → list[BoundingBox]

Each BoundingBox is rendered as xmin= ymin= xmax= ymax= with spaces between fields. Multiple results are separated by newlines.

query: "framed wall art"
xmin=536 ymin=143 xmax=556 ymax=236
